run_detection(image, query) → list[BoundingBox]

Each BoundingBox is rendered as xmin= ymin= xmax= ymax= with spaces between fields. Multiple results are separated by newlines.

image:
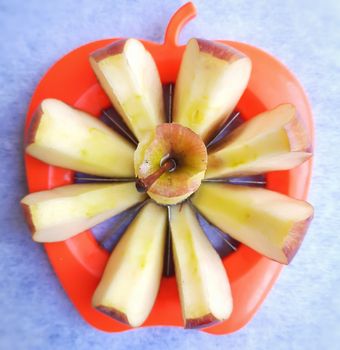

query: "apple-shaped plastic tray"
xmin=24 ymin=2 xmax=313 ymax=334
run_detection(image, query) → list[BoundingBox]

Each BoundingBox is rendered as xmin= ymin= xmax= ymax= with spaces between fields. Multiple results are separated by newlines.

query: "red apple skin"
xmin=283 ymin=216 xmax=313 ymax=264
xmin=185 ymin=313 xmax=219 ymax=329
xmin=90 ymin=39 xmax=128 ymax=62
xmin=26 ymin=105 xmax=43 ymax=146
xmin=21 ymin=203 xmax=36 ymax=234
xmin=95 ymin=305 xmax=129 ymax=325
xmin=196 ymin=38 xmax=246 ymax=62
xmin=285 ymin=112 xmax=312 ymax=153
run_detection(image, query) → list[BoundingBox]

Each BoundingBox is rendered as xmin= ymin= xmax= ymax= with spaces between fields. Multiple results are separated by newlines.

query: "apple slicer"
xmin=23 ymin=2 xmax=313 ymax=334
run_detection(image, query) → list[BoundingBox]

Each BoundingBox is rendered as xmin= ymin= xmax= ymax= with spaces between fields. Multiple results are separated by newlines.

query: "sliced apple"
xmin=26 ymin=99 xmax=134 ymax=177
xmin=170 ymin=203 xmax=232 ymax=328
xmin=192 ymin=183 xmax=313 ymax=264
xmin=134 ymin=123 xmax=207 ymax=205
xmin=206 ymin=104 xmax=312 ymax=178
xmin=21 ymin=183 xmax=145 ymax=242
xmin=92 ymin=202 xmax=167 ymax=327
xmin=90 ymin=39 xmax=165 ymax=141
xmin=173 ymin=38 xmax=251 ymax=142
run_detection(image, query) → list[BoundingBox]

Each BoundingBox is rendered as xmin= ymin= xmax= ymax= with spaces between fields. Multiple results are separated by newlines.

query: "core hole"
xmin=160 ymin=155 xmax=177 ymax=173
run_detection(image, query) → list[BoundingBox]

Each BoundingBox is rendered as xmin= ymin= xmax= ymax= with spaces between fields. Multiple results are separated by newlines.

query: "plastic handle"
xmin=164 ymin=2 xmax=197 ymax=46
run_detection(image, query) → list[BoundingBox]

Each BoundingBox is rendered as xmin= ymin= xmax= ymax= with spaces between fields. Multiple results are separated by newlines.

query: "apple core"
xmin=134 ymin=123 xmax=208 ymax=205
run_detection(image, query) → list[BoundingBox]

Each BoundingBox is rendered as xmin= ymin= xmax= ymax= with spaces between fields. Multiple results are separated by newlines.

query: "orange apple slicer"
xmin=24 ymin=2 xmax=314 ymax=334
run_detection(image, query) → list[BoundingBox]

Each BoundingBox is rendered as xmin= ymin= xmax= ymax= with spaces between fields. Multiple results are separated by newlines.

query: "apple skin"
xmin=283 ymin=217 xmax=313 ymax=263
xmin=134 ymin=123 xmax=207 ymax=205
xmin=196 ymin=38 xmax=245 ymax=62
xmin=21 ymin=203 xmax=36 ymax=234
xmin=96 ymin=305 xmax=129 ymax=325
xmin=26 ymin=105 xmax=43 ymax=146
xmin=285 ymin=110 xmax=312 ymax=152
xmin=173 ymin=38 xmax=252 ymax=143
xmin=185 ymin=313 xmax=219 ymax=329
xmin=90 ymin=39 xmax=128 ymax=62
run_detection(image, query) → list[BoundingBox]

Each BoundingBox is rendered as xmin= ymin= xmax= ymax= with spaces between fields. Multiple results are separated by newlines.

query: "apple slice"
xmin=192 ymin=183 xmax=314 ymax=264
xmin=170 ymin=203 xmax=232 ymax=328
xmin=90 ymin=39 xmax=165 ymax=141
xmin=206 ymin=104 xmax=312 ymax=178
xmin=92 ymin=202 xmax=167 ymax=327
xmin=21 ymin=182 xmax=146 ymax=242
xmin=26 ymin=99 xmax=135 ymax=177
xmin=134 ymin=123 xmax=207 ymax=205
xmin=173 ymin=38 xmax=251 ymax=142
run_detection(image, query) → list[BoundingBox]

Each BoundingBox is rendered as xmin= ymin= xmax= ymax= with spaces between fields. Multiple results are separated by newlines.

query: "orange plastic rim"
xmin=24 ymin=2 xmax=314 ymax=334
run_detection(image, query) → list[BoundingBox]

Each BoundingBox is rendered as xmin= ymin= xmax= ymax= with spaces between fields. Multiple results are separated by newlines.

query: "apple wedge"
xmin=92 ymin=202 xmax=167 ymax=327
xmin=206 ymin=104 xmax=312 ymax=178
xmin=134 ymin=123 xmax=208 ymax=205
xmin=170 ymin=203 xmax=232 ymax=328
xmin=26 ymin=99 xmax=135 ymax=177
xmin=192 ymin=183 xmax=314 ymax=264
xmin=90 ymin=39 xmax=165 ymax=141
xmin=173 ymin=38 xmax=251 ymax=142
xmin=21 ymin=183 xmax=146 ymax=242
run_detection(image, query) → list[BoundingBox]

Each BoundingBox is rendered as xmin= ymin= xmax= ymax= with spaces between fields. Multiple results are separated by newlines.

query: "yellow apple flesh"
xmin=206 ymin=104 xmax=312 ymax=178
xmin=173 ymin=38 xmax=251 ymax=142
xmin=170 ymin=204 xmax=233 ymax=328
xmin=21 ymin=183 xmax=146 ymax=242
xmin=90 ymin=39 xmax=165 ymax=141
xmin=92 ymin=202 xmax=167 ymax=327
xmin=192 ymin=183 xmax=313 ymax=264
xmin=26 ymin=99 xmax=134 ymax=177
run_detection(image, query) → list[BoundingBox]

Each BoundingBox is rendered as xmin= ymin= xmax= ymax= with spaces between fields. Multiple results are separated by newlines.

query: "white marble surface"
xmin=0 ymin=0 xmax=339 ymax=349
